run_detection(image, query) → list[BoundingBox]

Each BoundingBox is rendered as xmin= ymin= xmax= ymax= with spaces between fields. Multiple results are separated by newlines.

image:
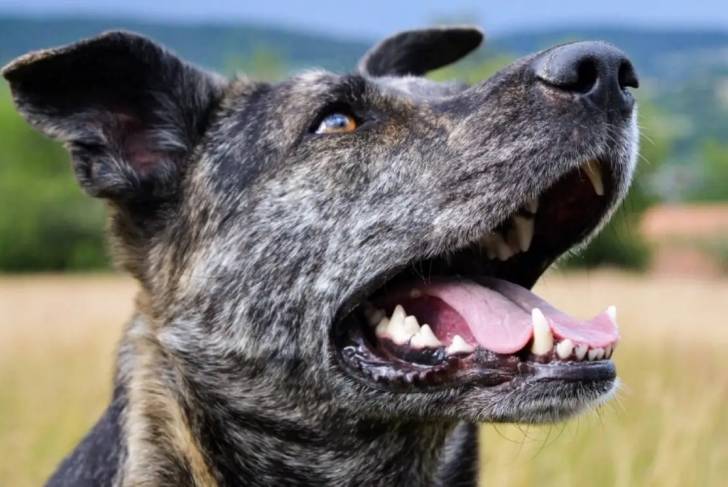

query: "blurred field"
xmin=0 ymin=271 xmax=726 ymax=486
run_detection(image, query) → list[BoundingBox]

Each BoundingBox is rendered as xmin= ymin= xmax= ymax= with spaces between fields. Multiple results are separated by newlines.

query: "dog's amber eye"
xmin=315 ymin=113 xmax=358 ymax=134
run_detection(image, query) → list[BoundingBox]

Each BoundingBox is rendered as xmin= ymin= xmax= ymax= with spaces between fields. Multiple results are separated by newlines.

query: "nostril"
xmin=568 ymin=58 xmax=599 ymax=94
xmin=618 ymin=60 xmax=639 ymax=90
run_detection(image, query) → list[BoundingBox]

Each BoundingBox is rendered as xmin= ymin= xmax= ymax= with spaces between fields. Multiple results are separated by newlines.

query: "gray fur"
xmin=2 ymin=26 xmax=638 ymax=486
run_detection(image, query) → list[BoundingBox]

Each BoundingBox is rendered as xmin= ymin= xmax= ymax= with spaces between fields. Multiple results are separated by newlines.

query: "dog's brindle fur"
xmin=2 ymin=27 xmax=637 ymax=486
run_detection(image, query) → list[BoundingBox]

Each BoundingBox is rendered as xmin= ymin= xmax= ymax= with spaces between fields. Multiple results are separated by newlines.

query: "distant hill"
xmin=3 ymin=16 xmax=728 ymax=81
xmin=0 ymin=16 xmax=370 ymax=74
xmin=489 ymin=27 xmax=728 ymax=83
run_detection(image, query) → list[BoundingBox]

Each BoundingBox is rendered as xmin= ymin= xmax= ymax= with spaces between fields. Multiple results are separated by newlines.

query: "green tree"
xmin=430 ymin=56 xmax=512 ymax=85
xmin=0 ymin=83 xmax=108 ymax=271
xmin=225 ymin=45 xmax=286 ymax=81
xmin=688 ymin=139 xmax=728 ymax=202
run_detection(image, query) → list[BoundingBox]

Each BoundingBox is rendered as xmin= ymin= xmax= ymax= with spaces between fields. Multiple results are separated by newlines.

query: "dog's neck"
xmin=117 ymin=315 xmax=478 ymax=486
xmin=191 ymin=406 xmax=455 ymax=485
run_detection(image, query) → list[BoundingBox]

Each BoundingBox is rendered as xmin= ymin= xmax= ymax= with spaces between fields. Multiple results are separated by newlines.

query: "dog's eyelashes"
xmin=314 ymin=112 xmax=358 ymax=135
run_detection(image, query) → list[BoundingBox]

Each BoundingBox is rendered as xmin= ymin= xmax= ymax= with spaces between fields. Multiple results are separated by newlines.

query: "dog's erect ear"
xmin=1 ymin=31 xmax=225 ymax=202
xmin=358 ymin=26 xmax=483 ymax=77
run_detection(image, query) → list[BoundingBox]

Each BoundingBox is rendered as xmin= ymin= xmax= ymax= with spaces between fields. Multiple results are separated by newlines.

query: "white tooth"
xmin=365 ymin=307 xmax=385 ymax=326
xmin=390 ymin=326 xmax=414 ymax=345
xmin=587 ymin=347 xmax=605 ymax=361
xmin=389 ymin=315 xmax=420 ymax=345
xmin=574 ymin=344 xmax=588 ymax=360
xmin=530 ymin=308 xmax=554 ymax=355
xmin=606 ymin=305 xmax=617 ymax=326
xmin=494 ymin=233 xmax=515 ymax=261
xmin=555 ymin=339 xmax=574 ymax=359
xmin=388 ymin=306 xmax=413 ymax=345
xmin=375 ymin=317 xmax=390 ymax=338
xmin=525 ymin=197 xmax=539 ymax=214
xmin=410 ymin=289 xmax=422 ymax=298
xmin=512 ymin=215 xmax=535 ymax=252
xmin=604 ymin=344 xmax=613 ymax=358
xmin=410 ymin=324 xmax=443 ymax=349
xmin=583 ymin=159 xmax=605 ymax=196
xmin=446 ymin=335 xmax=475 ymax=355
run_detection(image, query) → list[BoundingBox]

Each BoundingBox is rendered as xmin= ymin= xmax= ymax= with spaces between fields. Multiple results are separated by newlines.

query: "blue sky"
xmin=1 ymin=0 xmax=727 ymax=40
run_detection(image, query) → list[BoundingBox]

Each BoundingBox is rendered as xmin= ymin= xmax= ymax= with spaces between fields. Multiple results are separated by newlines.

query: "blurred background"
xmin=0 ymin=1 xmax=726 ymax=485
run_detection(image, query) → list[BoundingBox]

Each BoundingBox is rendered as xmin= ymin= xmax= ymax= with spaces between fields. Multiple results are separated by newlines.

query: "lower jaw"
xmin=475 ymin=374 xmax=619 ymax=424
xmin=336 ymin=317 xmax=617 ymax=393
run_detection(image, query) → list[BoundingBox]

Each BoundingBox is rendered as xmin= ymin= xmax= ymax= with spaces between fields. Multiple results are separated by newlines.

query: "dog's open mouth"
xmin=335 ymin=159 xmax=621 ymax=391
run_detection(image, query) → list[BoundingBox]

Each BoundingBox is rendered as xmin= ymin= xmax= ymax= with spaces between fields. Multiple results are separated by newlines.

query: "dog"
xmin=2 ymin=26 xmax=638 ymax=486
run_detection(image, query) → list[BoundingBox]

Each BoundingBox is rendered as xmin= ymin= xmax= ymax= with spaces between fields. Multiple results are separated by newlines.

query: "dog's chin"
xmin=455 ymin=376 xmax=620 ymax=424
xmin=333 ymin=156 xmax=626 ymax=422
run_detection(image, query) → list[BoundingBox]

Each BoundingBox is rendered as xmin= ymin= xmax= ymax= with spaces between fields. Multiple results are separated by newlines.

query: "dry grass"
xmin=482 ymin=271 xmax=728 ymax=486
xmin=0 ymin=274 xmax=134 ymax=486
xmin=1 ymin=271 xmax=726 ymax=486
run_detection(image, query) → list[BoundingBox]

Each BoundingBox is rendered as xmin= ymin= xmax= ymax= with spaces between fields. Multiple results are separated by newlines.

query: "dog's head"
xmin=3 ymin=27 xmax=638 ymax=425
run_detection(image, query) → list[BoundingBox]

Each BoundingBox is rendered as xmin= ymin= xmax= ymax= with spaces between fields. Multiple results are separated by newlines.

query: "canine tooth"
xmin=365 ymin=307 xmax=385 ymax=326
xmin=446 ymin=335 xmax=475 ymax=355
xmin=604 ymin=344 xmax=613 ymax=358
xmin=375 ymin=317 xmax=390 ymax=338
xmin=530 ymin=308 xmax=554 ymax=355
xmin=587 ymin=347 xmax=605 ymax=361
xmin=512 ymin=215 xmax=535 ymax=252
xmin=583 ymin=159 xmax=605 ymax=196
xmin=574 ymin=344 xmax=588 ymax=360
xmin=555 ymin=339 xmax=574 ymax=359
xmin=525 ymin=197 xmax=539 ymax=214
xmin=410 ymin=324 xmax=443 ymax=349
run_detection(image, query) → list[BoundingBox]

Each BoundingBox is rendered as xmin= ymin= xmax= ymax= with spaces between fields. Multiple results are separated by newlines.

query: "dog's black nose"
xmin=533 ymin=41 xmax=638 ymax=114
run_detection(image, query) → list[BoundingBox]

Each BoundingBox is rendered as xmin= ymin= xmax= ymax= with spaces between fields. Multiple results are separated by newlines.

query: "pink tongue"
xmin=420 ymin=278 xmax=619 ymax=354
